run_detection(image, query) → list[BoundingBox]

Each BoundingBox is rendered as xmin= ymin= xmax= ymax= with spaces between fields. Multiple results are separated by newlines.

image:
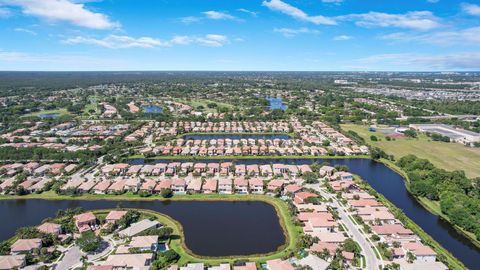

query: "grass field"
xmin=341 ymin=124 xmax=480 ymax=178
xmin=175 ymin=98 xmax=235 ymax=113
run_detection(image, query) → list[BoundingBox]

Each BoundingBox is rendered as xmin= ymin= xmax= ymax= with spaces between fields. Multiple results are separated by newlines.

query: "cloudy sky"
xmin=0 ymin=0 xmax=479 ymax=71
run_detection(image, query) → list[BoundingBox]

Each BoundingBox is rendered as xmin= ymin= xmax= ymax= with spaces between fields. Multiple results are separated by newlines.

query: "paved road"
xmin=56 ymin=246 xmax=83 ymax=270
xmin=307 ymin=183 xmax=383 ymax=270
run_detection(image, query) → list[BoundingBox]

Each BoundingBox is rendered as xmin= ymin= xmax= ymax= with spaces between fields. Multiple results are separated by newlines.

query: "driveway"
xmin=55 ymin=246 xmax=83 ymax=270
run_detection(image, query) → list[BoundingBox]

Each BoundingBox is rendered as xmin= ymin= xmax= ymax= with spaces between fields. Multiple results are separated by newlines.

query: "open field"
xmin=175 ymin=98 xmax=235 ymax=113
xmin=341 ymin=124 xmax=480 ymax=178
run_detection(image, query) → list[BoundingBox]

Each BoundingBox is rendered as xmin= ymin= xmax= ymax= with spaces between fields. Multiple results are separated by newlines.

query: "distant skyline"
xmin=0 ymin=0 xmax=479 ymax=71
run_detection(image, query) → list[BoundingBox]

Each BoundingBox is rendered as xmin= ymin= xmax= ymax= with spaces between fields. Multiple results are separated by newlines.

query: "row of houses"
xmin=60 ymin=175 xmax=312 ymax=197
xmin=0 ymin=162 xmax=77 ymax=177
xmin=101 ymin=163 xmax=314 ymax=178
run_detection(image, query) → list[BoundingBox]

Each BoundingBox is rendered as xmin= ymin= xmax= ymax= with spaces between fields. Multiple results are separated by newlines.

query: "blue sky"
xmin=0 ymin=0 xmax=479 ymax=71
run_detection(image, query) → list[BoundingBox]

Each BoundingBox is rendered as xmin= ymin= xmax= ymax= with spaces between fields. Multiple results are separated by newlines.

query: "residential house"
xmin=74 ymin=212 xmax=96 ymax=233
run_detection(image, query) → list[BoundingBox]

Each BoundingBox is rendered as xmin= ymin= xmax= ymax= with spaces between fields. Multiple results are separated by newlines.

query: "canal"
xmin=0 ymin=200 xmax=285 ymax=257
xmin=129 ymin=157 xmax=480 ymax=269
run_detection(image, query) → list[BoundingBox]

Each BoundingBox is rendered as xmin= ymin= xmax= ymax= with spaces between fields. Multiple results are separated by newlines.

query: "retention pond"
xmin=0 ymin=200 xmax=285 ymax=257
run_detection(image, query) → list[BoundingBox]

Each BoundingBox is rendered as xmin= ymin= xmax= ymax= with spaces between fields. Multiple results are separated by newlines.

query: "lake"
xmin=128 ymin=157 xmax=480 ymax=269
xmin=0 ymin=200 xmax=285 ymax=257
xmin=143 ymin=105 xmax=163 ymax=114
xmin=266 ymin=97 xmax=287 ymax=111
xmin=182 ymin=134 xmax=291 ymax=141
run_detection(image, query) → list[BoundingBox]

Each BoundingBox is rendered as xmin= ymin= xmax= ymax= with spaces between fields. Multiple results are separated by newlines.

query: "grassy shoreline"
xmin=0 ymin=194 xmax=300 ymax=265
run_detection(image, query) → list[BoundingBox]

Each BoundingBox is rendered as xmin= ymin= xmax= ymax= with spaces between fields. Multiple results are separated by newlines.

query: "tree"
xmin=342 ymin=238 xmax=361 ymax=254
xmin=151 ymin=250 xmax=179 ymax=269
xmin=370 ymin=135 xmax=378 ymax=141
xmin=160 ymin=188 xmax=173 ymax=198
xmin=76 ymin=231 xmax=101 ymax=253
xmin=302 ymin=172 xmax=318 ymax=184
xmin=118 ymin=210 xmax=141 ymax=228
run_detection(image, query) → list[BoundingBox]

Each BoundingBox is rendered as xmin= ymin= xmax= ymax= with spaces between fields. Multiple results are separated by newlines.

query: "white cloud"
xmin=358 ymin=52 xmax=480 ymax=70
xmin=0 ymin=7 xmax=11 ymax=17
xmin=237 ymin=8 xmax=257 ymax=17
xmin=273 ymin=27 xmax=319 ymax=37
xmin=333 ymin=35 xmax=352 ymax=41
xmin=196 ymin=34 xmax=229 ymax=47
xmin=180 ymin=16 xmax=201 ymax=24
xmin=381 ymin=27 xmax=480 ymax=45
xmin=1 ymin=0 xmax=118 ymax=29
xmin=63 ymin=34 xmax=230 ymax=48
xmin=170 ymin=35 xmax=192 ymax=45
xmin=14 ymin=27 xmax=37 ymax=35
xmin=462 ymin=3 xmax=480 ymax=16
xmin=340 ymin=11 xmax=440 ymax=30
xmin=63 ymin=35 xmax=165 ymax=49
xmin=203 ymin=10 xmax=237 ymax=20
xmin=262 ymin=0 xmax=337 ymax=25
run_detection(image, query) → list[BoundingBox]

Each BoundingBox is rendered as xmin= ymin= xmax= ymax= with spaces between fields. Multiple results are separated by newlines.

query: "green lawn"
xmin=175 ymin=98 xmax=235 ymax=113
xmin=341 ymin=124 xmax=480 ymax=178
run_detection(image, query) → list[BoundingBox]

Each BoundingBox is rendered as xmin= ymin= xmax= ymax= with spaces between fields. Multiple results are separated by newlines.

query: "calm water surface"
xmin=0 ymin=200 xmax=285 ymax=257
xmin=143 ymin=105 xmax=163 ymax=114
xmin=266 ymin=97 xmax=287 ymax=111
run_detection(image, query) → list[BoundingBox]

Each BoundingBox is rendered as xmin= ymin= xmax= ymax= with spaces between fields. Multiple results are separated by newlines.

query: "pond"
xmin=182 ymin=133 xmax=291 ymax=141
xmin=266 ymin=97 xmax=287 ymax=111
xmin=0 ymin=200 xmax=285 ymax=257
xmin=143 ymin=105 xmax=163 ymax=114
xmin=38 ymin=113 xmax=60 ymax=119
xmin=128 ymin=157 xmax=480 ymax=269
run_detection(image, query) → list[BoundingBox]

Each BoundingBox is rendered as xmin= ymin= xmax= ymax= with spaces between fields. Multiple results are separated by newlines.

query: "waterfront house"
xmin=10 ymin=239 xmax=42 ymax=254
xmin=125 ymin=178 xmax=141 ymax=192
xmin=319 ymin=166 xmax=335 ymax=177
xmin=234 ymin=177 xmax=249 ymax=194
xmin=218 ymin=178 xmax=233 ymax=194
xmin=37 ymin=223 xmax=61 ymax=235
xmin=202 ymin=179 xmax=217 ymax=194
xmin=92 ymin=180 xmax=111 ymax=194
xmin=154 ymin=179 xmax=172 ymax=192
xmin=267 ymin=180 xmax=284 ymax=195
xmin=105 ymin=210 xmax=127 ymax=224
xmin=108 ymin=179 xmax=127 ymax=194
xmin=403 ymin=242 xmax=437 ymax=263
xmin=248 ymin=178 xmax=264 ymax=194
xmin=74 ymin=212 xmax=96 ymax=233
xmin=140 ymin=179 xmax=157 ymax=192
xmin=187 ymin=179 xmax=202 ymax=193
xmin=171 ymin=179 xmax=186 ymax=194
xmin=119 ymin=219 xmax=161 ymax=237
